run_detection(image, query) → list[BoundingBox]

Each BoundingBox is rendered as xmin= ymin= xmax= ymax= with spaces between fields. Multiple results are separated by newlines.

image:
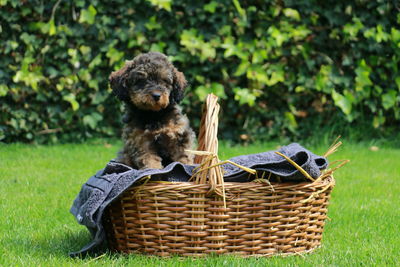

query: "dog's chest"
xmin=123 ymin=113 xmax=189 ymax=149
xmin=148 ymin=120 xmax=185 ymax=143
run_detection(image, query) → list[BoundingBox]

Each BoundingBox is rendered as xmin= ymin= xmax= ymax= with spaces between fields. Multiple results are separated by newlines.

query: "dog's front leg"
xmin=170 ymin=129 xmax=195 ymax=165
xmin=123 ymin=129 xmax=163 ymax=169
xmin=135 ymin=149 xmax=163 ymax=169
xmin=173 ymin=152 xmax=193 ymax=165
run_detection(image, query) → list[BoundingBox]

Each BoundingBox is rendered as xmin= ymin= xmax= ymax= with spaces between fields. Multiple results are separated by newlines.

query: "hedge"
xmin=1 ymin=0 xmax=399 ymax=143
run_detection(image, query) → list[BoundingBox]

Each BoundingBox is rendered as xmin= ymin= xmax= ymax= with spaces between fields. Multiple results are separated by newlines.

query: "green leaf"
xmin=146 ymin=0 xmax=172 ymax=11
xmin=83 ymin=113 xmax=102 ymax=129
xmin=150 ymin=42 xmax=166 ymax=53
xmin=79 ymin=5 xmax=97 ymax=24
xmin=233 ymin=87 xmax=257 ymax=106
xmin=364 ymin=25 xmax=389 ymax=43
xmin=221 ymin=37 xmax=238 ymax=58
xmin=232 ymin=0 xmax=247 ymax=21
xmin=0 ymin=84 xmax=8 ymax=96
xmin=268 ymin=26 xmax=286 ymax=47
xmin=247 ymin=64 xmax=285 ymax=86
xmin=332 ymin=90 xmax=352 ymax=116
xmin=315 ymin=65 xmax=333 ymax=92
xmin=89 ymin=54 xmax=102 ymax=69
xmin=48 ymin=19 xmax=56 ymax=35
xmin=381 ymin=90 xmax=397 ymax=110
xmin=92 ymin=92 xmax=108 ymax=105
xmin=343 ymin=17 xmax=363 ymax=37
xmin=234 ymin=61 xmax=249 ymax=76
xmin=209 ymin=83 xmax=226 ymax=99
xmin=252 ymin=50 xmax=267 ymax=64
xmin=355 ymin=60 xmax=372 ymax=92
xmin=145 ymin=16 xmax=161 ymax=31
xmin=247 ymin=65 xmax=268 ymax=83
xmin=195 ymin=83 xmax=226 ymax=100
xmin=79 ymin=45 xmax=91 ymax=55
xmin=7 ymin=40 xmax=19 ymax=50
xmin=13 ymin=66 xmax=44 ymax=91
xmin=391 ymin=28 xmax=400 ymax=43
xmin=63 ymin=94 xmax=80 ymax=111
xmin=204 ymin=1 xmax=218 ymax=13
xmin=68 ymin=48 xmax=78 ymax=58
xmin=19 ymin=32 xmax=35 ymax=45
xmin=41 ymin=45 xmax=50 ymax=54
xmin=283 ymin=8 xmax=300 ymax=21
xmin=284 ymin=112 xmax=298 ymax=131
xmin=395 ymin=77 xmax=400 ymax=90
xmin=375 ymin=24 xmax=389 ymax=43
xmin=267 ymin=68 xmax=285 ymax=86
xmin=78 ymin=69 xmax=91 ymax=83
xmin=180 ymin=29 xmax=216 ymax=61
xmin=106 ymin=47 xmax=124 ymax=66
xmin=373 ymin=114 xmax=385 ymax=128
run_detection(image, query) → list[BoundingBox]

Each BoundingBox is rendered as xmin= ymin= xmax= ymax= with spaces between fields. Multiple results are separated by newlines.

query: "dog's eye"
xmin=163 ymin=78 xmax=172 ymax=85
xmin=131 ymin=71 xmax=147 ymax=84
xmin=126 ymin=78 xmax=144 ymax=88
xmin=135 ymin=76 xmax=145 ymax=82
xmin=134 ymin=79 xmax=146 ymax=86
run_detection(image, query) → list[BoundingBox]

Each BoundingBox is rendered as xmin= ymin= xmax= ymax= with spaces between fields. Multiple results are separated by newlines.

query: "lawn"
xmin=0 ymin=140 xmax=399 ymax=266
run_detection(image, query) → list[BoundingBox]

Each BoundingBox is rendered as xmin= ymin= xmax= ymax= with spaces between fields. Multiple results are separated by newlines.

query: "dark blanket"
xmin=69 ymin=143 xmax=327 ymax=257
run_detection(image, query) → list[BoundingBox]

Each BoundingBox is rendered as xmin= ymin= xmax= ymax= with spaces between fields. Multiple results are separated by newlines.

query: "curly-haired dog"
xmin=109 ymin=52 xmax=195 ymax=169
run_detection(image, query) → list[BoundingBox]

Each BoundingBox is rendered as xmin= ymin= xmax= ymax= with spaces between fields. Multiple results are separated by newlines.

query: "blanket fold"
xmin=69 ymin=143 xmax=327 ymax=257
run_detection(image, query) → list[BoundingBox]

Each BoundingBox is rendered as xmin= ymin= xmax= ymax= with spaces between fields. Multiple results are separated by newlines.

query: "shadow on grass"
xmin=9 ymin=229 xmax=93 ymax=260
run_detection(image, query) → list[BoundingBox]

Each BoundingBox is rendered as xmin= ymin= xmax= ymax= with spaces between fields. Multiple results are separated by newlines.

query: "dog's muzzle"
xmin=152 ymin=92 xmax=161 ymax=102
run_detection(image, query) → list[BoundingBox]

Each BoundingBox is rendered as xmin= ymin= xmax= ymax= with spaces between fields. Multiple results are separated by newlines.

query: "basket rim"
xmin=123 ymin=175 xmax=334 ymax=192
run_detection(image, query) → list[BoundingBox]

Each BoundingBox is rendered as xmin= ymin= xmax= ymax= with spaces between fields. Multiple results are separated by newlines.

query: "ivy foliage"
xmin=1 ymin=0 xmax=399 ymax=143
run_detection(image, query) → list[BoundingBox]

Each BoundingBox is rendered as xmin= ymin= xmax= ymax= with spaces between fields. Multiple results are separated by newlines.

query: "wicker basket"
xmin=103 ymin=94 xmax=336 ymax=257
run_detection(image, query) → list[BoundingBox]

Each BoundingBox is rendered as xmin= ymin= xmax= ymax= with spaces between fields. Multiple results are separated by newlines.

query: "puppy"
xmin=109 ymin=52 xmax=195 ymax=169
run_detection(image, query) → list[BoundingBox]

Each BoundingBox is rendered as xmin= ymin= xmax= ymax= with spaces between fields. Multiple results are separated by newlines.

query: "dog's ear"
xmin=109 ymin=61 xmax=133 ymax=102
xmin=171 ymin=67 xmax=187 ymax=104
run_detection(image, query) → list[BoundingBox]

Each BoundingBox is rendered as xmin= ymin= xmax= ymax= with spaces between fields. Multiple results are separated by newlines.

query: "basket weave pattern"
xmin=104 ymin=94 xmax=334 ymax=257
xmin=104 ymin=181 xmax=332 ymax=256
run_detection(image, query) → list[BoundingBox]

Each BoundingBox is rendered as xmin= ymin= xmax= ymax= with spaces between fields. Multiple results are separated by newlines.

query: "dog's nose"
xmin=152 ymin=92 xmax=161 ymax=101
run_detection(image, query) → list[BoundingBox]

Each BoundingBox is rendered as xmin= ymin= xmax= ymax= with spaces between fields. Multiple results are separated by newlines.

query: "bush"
xmin=1 ymin=0 xmax=399 ymax=143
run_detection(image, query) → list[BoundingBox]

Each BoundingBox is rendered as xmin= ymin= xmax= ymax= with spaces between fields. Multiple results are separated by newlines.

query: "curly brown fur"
xmin=109 ymin=52 xmax=195 ymax=169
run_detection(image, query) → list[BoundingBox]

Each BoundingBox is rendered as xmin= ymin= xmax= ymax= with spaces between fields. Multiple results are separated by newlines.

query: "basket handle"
xmin=191 ymin=94 xmax=223 ymax=192
xmin=189 ymin=94 xmax=256 ymax=200
xmin=194 ymin=94 xmax=220 ymax=164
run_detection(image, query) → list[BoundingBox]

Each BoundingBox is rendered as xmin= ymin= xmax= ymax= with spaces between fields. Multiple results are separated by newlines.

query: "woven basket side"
xmin=105 ymin=180 xmax=333 ymax=256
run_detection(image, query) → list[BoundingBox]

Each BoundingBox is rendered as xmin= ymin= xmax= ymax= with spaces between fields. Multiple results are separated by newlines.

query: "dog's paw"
xmin=141 ymin=156 xmax=163 ymax=170
xmin=175 ymin=154 xmax=194 ymax=165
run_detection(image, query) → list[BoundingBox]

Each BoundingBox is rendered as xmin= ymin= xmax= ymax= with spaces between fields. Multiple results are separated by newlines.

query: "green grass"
xmin=1 ymin=140 xmax=399 ymax=266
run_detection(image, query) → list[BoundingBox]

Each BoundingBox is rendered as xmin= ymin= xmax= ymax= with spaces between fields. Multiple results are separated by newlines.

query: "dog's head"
xmin=109 ymin=52 xmax=187 ymax=111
